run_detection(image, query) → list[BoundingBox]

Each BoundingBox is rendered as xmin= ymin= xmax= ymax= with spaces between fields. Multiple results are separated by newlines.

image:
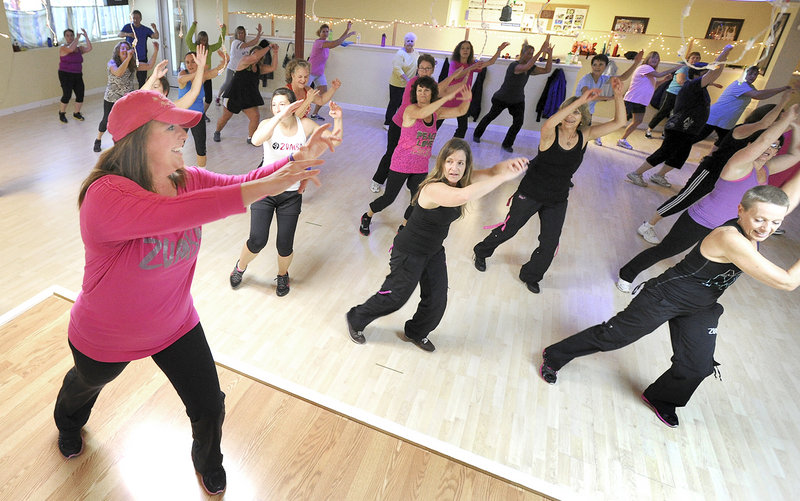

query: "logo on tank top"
xmin=271 ymin=142 xmax=302 ymax=151
xmin=702 ymin=269 xmax=741 ymax=290
xmin=415 ymin=131 xmax=436 ymax=149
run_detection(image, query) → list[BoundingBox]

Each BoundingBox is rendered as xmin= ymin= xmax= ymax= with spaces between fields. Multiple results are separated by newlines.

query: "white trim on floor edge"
xmin=0 ymin=285 xmax=77 ymax=327
xmin=214 ymin=353 xmax=574 ymax=501
xmin=0 ymin=88 xmax=105 ymax=117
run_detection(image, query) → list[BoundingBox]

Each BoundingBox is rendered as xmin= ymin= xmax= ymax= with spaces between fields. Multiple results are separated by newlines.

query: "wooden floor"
xmin=0 ymin=293 xmax=550 ymax=500
xmin=1 ymin=95 xmax=799 ymax=500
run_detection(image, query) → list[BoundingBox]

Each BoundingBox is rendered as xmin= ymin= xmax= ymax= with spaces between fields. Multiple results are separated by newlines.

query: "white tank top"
xmin=263 ymin=116 xmax=306 ymax=192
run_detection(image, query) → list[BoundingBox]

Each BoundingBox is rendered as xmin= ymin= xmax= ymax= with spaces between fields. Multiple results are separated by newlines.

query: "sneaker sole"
xmin=640 ymin=394 xmax=678 ymax=428
xmin=196 ymin=471 xmax=226 ymax=495
xmin=539 ymin=350 xmax=557 ymax=384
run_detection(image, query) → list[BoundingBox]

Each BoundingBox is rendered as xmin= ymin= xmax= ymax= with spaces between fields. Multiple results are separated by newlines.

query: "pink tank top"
xmin=390 ymin=113 xmax=437 ymax=174
xmin=309 ymin=39 xmax=329 ymax=76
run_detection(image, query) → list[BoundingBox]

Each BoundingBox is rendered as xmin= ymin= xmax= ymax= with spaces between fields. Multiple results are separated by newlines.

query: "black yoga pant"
xmin=473 ymin=97 xmax=525 ymax=148
xmin=647 ymin=92 xmax=677 ymax=130
xmin=544 ymin=285 xmax=723 ymax=409
xmin=348 ymin=246 xmax=448 ymax=340
xmin=384 ymin=84 xmax=405 ymax=125
xmin=655 ymin=161 xmax=724 ymax=218
xmin=435 ymin=113 xmax=469 ymax=138
xmin=473 ymin=191 xmax=568 ymax=285
xmin=619 ymin=211 xmax=711 ymax=282
xmin=693 ymin=124 xmax=730 ymax=147
xmin=189 ymin=120 xmax=207 ymax=157
xmin=645 ymin=129 xmax=697 ymax=170
xmin=372 ymin=121 xmax=402 ymax=184
xmin=203 ymin=79 xmax=213 ymax=104
xmin=247 ymin=190 xmax=302 ymax=257
xmin=136 ymin=69 xmax=148 ymax=89
xmin=53 ymin=322 xmax=225 ymax=476
xmin=97 ymin=99 xmax=115 ymax=133
xmin=58 ymin=70 xmax=85 ymax=104
xmin=369 ymin=170 xmax=426 ymax=221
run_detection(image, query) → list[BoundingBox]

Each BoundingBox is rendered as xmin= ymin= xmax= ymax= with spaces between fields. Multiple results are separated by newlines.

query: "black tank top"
xmin=696 ymin=123 xmax=755 ymax=177
xmin=652 ymin=219 xmax=745 ymax=307
xmin=517 ymin=128 xmax=586 ymax=203
xmin=394 ymin=198 xmax=461 ymax=256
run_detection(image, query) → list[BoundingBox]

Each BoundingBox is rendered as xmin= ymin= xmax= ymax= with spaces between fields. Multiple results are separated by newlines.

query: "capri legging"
xmin=97 ymin=100 xmax=115 ymax=133
xmin=203 ymin=79 xmax=213 ymax=105
xmin=246 ymin=190 xmax=302 ymax=256
xmin=58 ymin=71 xmax=85 ymax=104
xmin=369 ymin=170 xmax=426 ymax=221
xmin=644 ymin=129 xmax=696 ymax=169
xmin=188 ymin=121 xmax=207 ymax=157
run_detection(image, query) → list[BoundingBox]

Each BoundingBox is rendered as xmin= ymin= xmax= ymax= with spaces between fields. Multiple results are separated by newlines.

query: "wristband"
xmin=289 ymin=153 xmax=295 ymax=162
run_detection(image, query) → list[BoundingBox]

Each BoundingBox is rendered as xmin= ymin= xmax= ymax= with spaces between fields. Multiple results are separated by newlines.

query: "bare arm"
xmin=241 ymin=24 xmax=263 ymax=49
xmin=251 ymin=99 xmax=306 ymax=146
xmin=702 ymin=227 xmax=800 ymax=290
xmin=238 ymin=45 xmax=269 ymax=69
xmin=723 ymin=105 xmax=798 ymax=179
xmin=530 ymin=44 xmax=553 ymax=76
xmin=404 ymin=85 xmax=469 ymax=122
xmin=59 ymin=34 xmax=80 ymax=57
xmin=109 ymin=52 xmax=134 ymax=77
xmin=259 ymin=44 xmax=279 ymax=74
xmin=539 ymin=87 xmax=602 ymax=148
xmin=743 ymin=85 xmax=792 ymax=100
xmin=136 ymin=41 xmax=159 ymax=71
xmin=700 ymin=45 xmax=734 ymax=88
xmin=142 ymin=60 xmax=168 ymax=91
xmin=478 ymin=42 xmax=511 ymax=69
xmin=731 ymin=91 xmax=792 ymax=139
xmin=584 ymin=77 xmax=627 ymax=141
xmin=618 ymin=50 xmax=644 ymax=82
xmin=325 ymin=101 xmax=344 ymax=146
xmin=81 ymin=29 xmax=92 ymax=54
xmin=313 ymin=79 xmax=340 ymax=105
xmin=651 ymin=65 xmax=680 ymax=79
xmin=418 ymin=157 xmax=528 ymax=208
xmin=764 ymin=121 xmax=800 ymax=175
xmin=321 ymin=21 xmax=354 ymax=48
xmin=150 ymin=23 xmax=159 ymax=40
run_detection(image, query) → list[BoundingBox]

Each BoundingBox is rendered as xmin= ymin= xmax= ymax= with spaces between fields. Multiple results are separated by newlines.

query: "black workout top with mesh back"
xmin=650 ymin=219 xmax=745 ymax=308
xmin=394 ymin=198 xmax=461 ymax=256
xmin=517 ymin=128 xmax=586 ymax=204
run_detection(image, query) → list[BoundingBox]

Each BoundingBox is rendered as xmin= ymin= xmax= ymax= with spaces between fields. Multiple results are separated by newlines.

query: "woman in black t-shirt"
xmin=626 ymin=45 xmax=733 ymax=189
xmin=346 ymin=139 xmax=527 ymax=352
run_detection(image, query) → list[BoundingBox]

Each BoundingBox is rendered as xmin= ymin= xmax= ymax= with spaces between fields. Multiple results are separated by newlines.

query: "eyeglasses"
xmin=418 ymin=66 xmax=434 ymax=71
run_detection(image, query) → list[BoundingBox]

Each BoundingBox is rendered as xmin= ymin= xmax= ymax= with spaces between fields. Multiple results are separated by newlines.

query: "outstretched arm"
xmin=137 ymin=41 xmax=160 ymax=71
xmin=259 ymin=44 xmax=280 ymax=74
xmin=530 ymin=43 xmax=553 ymax=75
xmin=418 ymin=157 xmax=528 ymax=208
xmin=142 ymin=59 xmax=169 ymax=91
xmin=242 ymin=24 xmax=263 ymax=49
xmin=731 ymin=90 xmax=792 ymax=140
xmin=700 ymin=44 xmax=734 ymax=88
xmin=618 ymin=50 xmax=644 ymax=81
xmin=313 ymin=78 xmax=340 ymax=104
xmin=765 ymin=121 xmax=800 ymax=175
xmin=251 ymin=99 xmax=306 ymax=146
xmin=478 ymin=42 xmax=511 ymax=69
xmin=744 ymin=84 xmax=794 ymax=100
xmin=322 ymin=21 xmax=355 ymax=48
xmin=723 ymin=104 xmax=798 ymax=179
xmin=539 ymin=87 xmax=601 ymax=148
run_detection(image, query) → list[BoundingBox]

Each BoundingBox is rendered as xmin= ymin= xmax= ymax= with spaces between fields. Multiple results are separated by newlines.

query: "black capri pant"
xmin=372 ymin=121 xmax=402 ymax=185
xmin=203 ymin=79 xmax=213 ymax=104
xmin=369 ymin=170 xmax=426 ymax=221
xmin=97 ymin=100 xmax=115 ymax=133
xmin=645 ymin=129 xmax=697 ymax=169
xmin=188 ymin=120 xmax=207 ymax=157
xmin=619 ymin=211 xmax=711 ymax=283
xmin=58 ymin=70 xmax=85 ymax=104
xmin=384 ymin=84 xmax=405 ymax=125
xmin=246 ymin=190 xmax=302 ymax=257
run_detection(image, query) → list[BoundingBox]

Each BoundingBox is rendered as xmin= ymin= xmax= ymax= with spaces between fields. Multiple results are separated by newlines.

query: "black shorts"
xmin=624 ymin=101 xmax=646 ymax=119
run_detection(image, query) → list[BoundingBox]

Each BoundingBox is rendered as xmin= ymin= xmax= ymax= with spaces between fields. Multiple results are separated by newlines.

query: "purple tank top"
xmin=59 ymin=49 xmax=83 ymax=73
xmin=390 ymin=113 xmax=437 ymax=174
xmin=688 ymin=166 xmax=769 ymax=229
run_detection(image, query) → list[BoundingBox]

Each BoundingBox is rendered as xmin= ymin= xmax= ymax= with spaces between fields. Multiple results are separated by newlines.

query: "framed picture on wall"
xmin=705 ymin=18 xmax=744 ymax=41
xmin=611 ymin=16 xmax=649 ymax=34
xmin=756 ymin=12 xmax=790 ymax=75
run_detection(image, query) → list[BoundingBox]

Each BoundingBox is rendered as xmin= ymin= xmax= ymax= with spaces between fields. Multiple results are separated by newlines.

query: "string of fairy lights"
xmin=0 ymin=0 xmax=791 ymax=74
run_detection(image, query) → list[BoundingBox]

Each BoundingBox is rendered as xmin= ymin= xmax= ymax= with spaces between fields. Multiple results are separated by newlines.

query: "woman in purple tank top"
xmin=617 ymin=104 xmax=800 ymax=292
xmin=58 ymin=28 xmax=92 ymax=123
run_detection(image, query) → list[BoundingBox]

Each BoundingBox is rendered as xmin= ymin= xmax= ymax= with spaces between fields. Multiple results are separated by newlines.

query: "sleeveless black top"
xmin=517 ymin=128 xmax=586 ymax=203
xmin=394 ymin=197 xmax=460 ymax=256
xmin=652 ymin=219 xmax=745 ymax=307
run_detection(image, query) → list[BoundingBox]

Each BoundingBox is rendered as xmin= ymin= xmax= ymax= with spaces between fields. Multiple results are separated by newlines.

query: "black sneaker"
xmin=539 ymin=350 xmax=558 ymax=384
xmin=229 ymin=261 xmax=245 ymax=288
xmin=408 ymin=336 xmax=435 ymax=352
xmin=472 ymin=135 xmax=481 ymax=143
xmin=213 ymin=131 xmax=221 ymax=142
xmin=57 ymin=432 xmax=83 ymax=458
xmin=359 ymin=213 xmax=371 ymax=236
xmin=641 ymin=394 xmax=679 ymax=428
xmin=502 ymin=145 xmax=514 ymax=153
xmin=58 ymin=112 xmax=68 ymax=123
xmin=346 ymin=311 xmax=366 ymax=344
xmin=93 ymin=139 xmax=101 ymax=152
xmin=72 ymin=112 xmax=85 ymax=121
xmin=275 ymin=273 xmax=290 ymax=296
xmin=473 ymin=254 xmax=486 ymax=272
xmin=198 ymin=467 xmax=226 ymax=495
xmin=204 ymin=114 xmax=211 ymax=123
xmin=526 ymin=281 xmax=540 ymax=294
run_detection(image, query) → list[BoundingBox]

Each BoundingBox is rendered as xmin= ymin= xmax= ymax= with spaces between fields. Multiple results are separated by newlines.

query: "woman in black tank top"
xmin=472 ymin=78 xmax=628 ymax=293
xmin=347 ymin=139 xmax=528 ymax=352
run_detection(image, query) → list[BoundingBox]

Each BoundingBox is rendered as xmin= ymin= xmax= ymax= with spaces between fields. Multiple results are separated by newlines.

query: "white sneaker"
xmin=382 ymin=124 xmax=389 ymax=131
xmin=616 ymin=278 xmax=632 ymax=293
xmin=369 ymin=181 xmax=381 ymax=193
xmin=637 ymin=221 xmax=661 ymax=244
xmin=626 ymin=172 xmax=648 ymax=187
xmin=595 ymin=137 xmax=602 ymax=146
xmin=617 ymin=138 xmax=633 ymax=150
xmin=649 ymin=173 xmax=671 ymax=188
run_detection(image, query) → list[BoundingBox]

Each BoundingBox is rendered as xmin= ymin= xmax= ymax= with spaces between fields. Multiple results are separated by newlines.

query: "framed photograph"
xmin=611 ymin=16 xmax=649 ymax=34
xmin=756 ymin=13 xmax=790 ymax=75
xmin=705 ymin=18 xmax=744 ymax=41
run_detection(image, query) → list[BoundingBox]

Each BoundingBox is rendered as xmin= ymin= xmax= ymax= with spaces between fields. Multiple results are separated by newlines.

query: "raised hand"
xmin=305 ymin=88 xmax=321 ymax=103
xmin=633 ymin=50 xmax=644 ymax=65
xmin=457 ymin=86 xmax=473 ymax=102
xmin=294 ymin=123 xmax=339 ymax=161
xmin=154 ymin=59 xmax=169 ymax=78
xmin=152 ymin=40 xmax=160 ymax=52
xmin=330 ymin=78 xmax=342 ymax=90
xmin=499 ymin=157 xmax=529 ymax=179
xmin=280 ymin=99 xmax=306 ymax=118
xmin=256 ymin=23 xmax=263 ymax=33
xmin=195 ymin=43 xmax=207 ymax=63
xmin=610 ymin=76 xmax=624 ymax=96
xmin=81 ymin=28 xmax=88 ymax=39
xmin=270 ymin=43 xmax=279 ymax=52
xmin=328 ymin=101 xmax=342 ymax=119
xmin=150 ymin=23 xmax=158 ymax=31
xmin=498 ymin=41 xmax=511 ymax=52
xmin=580 ymin=87 xmax=603 ymax=102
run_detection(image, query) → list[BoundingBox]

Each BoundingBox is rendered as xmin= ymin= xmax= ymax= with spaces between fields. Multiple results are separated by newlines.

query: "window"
xmin=3 ymin=0 xmax=128 ymax=49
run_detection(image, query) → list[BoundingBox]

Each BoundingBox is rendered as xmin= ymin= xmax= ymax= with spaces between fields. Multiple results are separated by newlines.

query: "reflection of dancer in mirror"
xmin=186 ymin=21 xmax=227 ymax=119
xmin=217 ymin=24 xmax=262 ymax=104
xmin=542 ymin=184 xmax=800 ymax=428
xmin=308 ymin=21 xmax=355 ymax=119
xmin=58 ymin=28 xmax=92 ymax=123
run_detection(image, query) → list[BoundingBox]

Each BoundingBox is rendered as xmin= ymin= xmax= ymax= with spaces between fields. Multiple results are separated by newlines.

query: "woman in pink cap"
xmin=53 ymin=89 xmax=336 ymax=496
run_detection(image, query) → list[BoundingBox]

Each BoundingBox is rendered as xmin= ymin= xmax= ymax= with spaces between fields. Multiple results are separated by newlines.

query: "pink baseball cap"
xmin=108 ymin=90 xmax=202 ymax=142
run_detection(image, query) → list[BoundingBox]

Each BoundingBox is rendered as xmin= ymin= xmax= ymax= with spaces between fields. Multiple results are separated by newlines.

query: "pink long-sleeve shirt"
xmin=69 ymin=160 xmax=289 ymax=362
